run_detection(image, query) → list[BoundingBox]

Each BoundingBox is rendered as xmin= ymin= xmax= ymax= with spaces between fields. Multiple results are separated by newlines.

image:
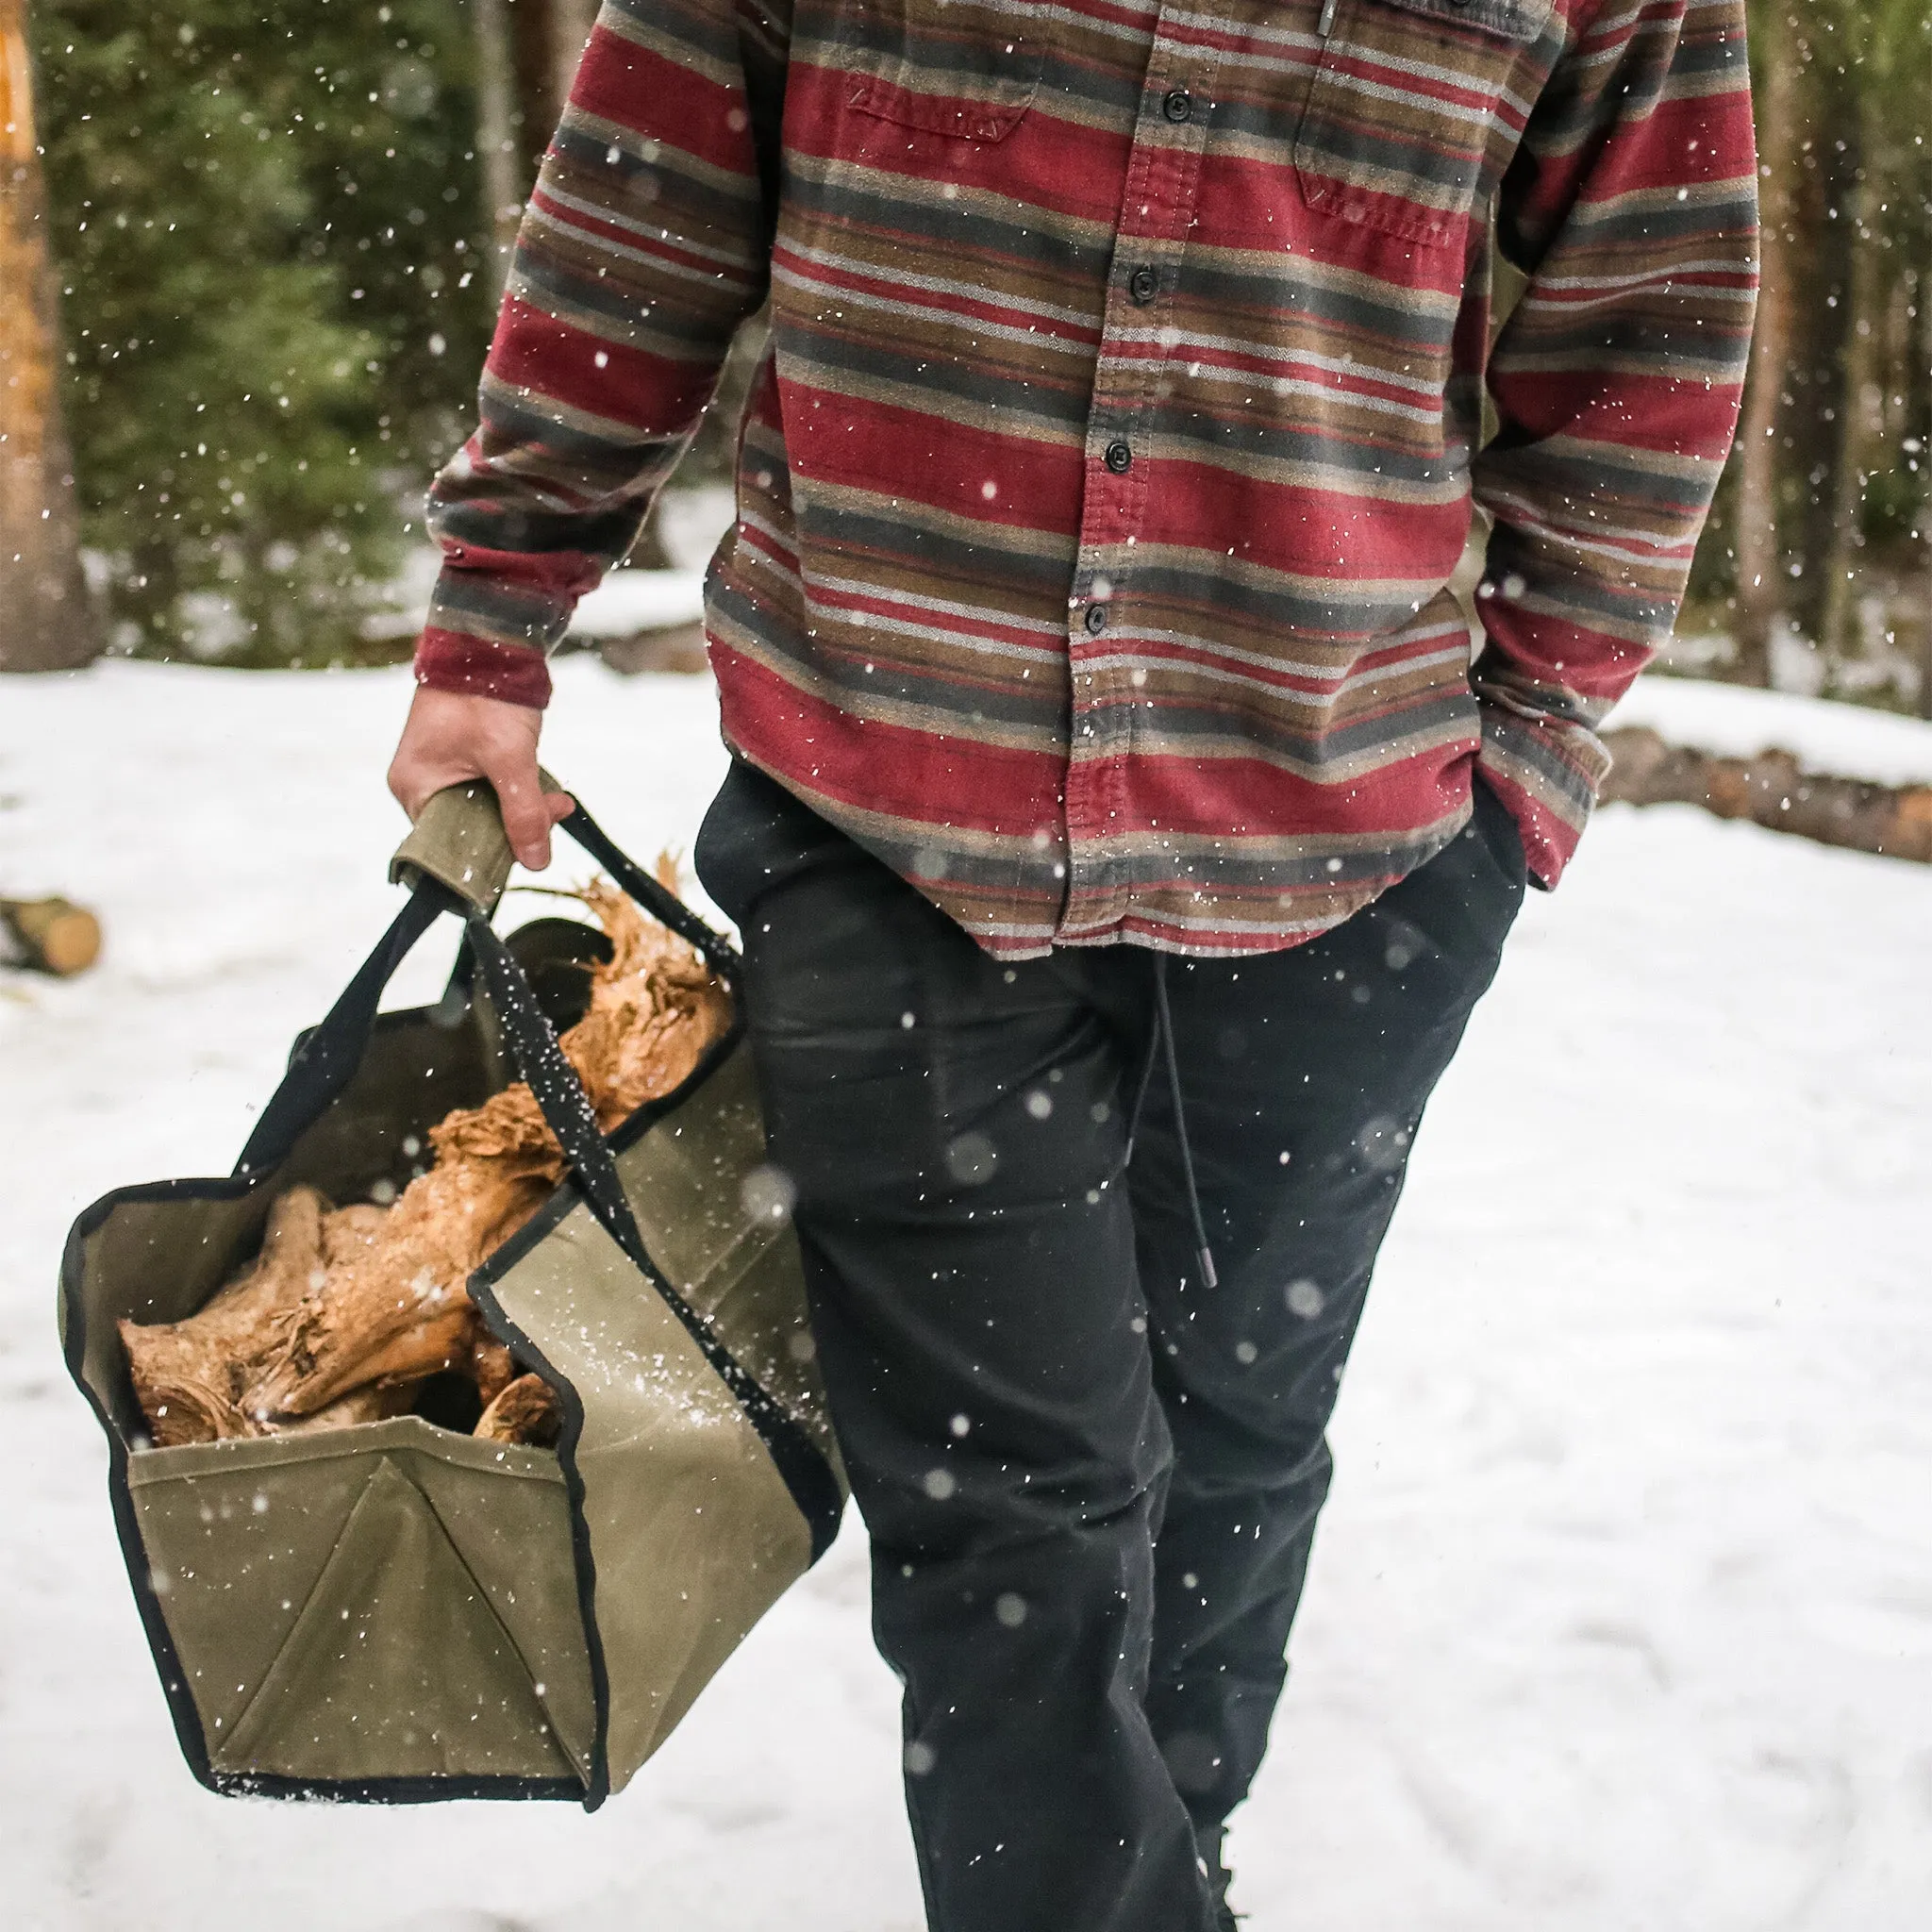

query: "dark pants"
xmin=695 ymin=763 xmax=1525 ymax=1932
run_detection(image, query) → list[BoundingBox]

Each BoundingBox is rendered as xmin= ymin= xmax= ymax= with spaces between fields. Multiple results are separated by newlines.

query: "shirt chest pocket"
xmin=843 ymin=0 xmax=1044 ymax=142
xmin=1294 ymin=0 xmax=1554 ymax=246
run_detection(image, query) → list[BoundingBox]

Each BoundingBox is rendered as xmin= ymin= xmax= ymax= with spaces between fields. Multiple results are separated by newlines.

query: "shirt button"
xmin=1128 ymin=265 xmax=1159 ymax=305
xmin=1162 ymin=88 xmax=1192 ymax=124
xmin=1104 ymin=441 xmax=1133 ymax=475
xmin=1083 ymin=604 xmax=1109 ymax=635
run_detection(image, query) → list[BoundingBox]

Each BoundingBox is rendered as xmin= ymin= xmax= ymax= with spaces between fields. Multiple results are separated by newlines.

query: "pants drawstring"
xmin=1150 ymin=955 xmax=1218 ymax=1290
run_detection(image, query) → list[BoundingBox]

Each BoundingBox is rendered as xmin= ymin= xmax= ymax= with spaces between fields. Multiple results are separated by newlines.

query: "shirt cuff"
xmin=413 ymin=626 xmax=553 ymax=710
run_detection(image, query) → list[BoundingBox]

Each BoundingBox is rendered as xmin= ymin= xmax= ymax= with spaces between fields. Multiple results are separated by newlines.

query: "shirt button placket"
xmin=1061 ymin=21 xmax=1220 ymax=941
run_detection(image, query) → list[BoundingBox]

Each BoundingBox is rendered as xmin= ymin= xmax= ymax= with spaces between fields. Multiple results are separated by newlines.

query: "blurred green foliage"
xmin=1687 ymin=0 xmax=1931 ymax=694
xmin=34 ymin=0 xmax=493 ymax=665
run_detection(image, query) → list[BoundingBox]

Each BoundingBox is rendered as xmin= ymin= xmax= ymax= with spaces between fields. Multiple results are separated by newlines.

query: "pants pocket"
xmin=1470 ymin=769 xmax=1528 ymax=888
xmin=1294 ymin=0 xmax=1553 ymax=246
xmin=841 ymin=0 xmax=1044 ymax=142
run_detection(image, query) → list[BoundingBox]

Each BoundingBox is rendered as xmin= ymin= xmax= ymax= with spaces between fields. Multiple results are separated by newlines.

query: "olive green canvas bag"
xmin=59 ymin=781 xmax=845 ymax=1807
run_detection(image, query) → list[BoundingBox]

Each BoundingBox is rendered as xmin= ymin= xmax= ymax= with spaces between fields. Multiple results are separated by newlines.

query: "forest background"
xmin=2 ymin=0 xmax=1928 ymax=708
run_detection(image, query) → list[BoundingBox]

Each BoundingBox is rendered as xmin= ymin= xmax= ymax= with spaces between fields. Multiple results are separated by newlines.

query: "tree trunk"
xmin=543 ymin=0 xmax=599 ymax=135
xmin=1732 ymin=0 xmax=1796 ymax=686
xmin=1920 ymin=258 xmax=1932 ymax=720
xmin=509 ymin=0 xmax=593 ymax=175
xmin=473 ymin=0 xmax=524 ymax=304
xmin=0 ymin=0 xmax=96 ymax=673
xmin=1818 ymin=143 xmax=1881 ymax=672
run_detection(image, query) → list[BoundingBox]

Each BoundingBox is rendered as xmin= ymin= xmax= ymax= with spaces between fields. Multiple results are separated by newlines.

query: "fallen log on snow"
xmin=1601 ymin=727 xmax=1932 ymax=864
xmin=1 ymin=895 xmax=102 ymax=974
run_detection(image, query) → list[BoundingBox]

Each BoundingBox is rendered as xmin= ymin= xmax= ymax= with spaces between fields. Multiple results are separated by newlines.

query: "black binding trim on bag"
xmin=60 ymin=804 xmax=840 ymax=1810
xmin=456 ymin=1265 xmax=614 ymax=1809
xmin=208 ymin=1772 xmax=585 ymax=1804
xmin=61 ymin=1177 xmax=244 ymax=1798
xmin=558 ymin=801 xmax=740 ymax=977
xmin=234 ymin=888 xmax=447 ymax=1177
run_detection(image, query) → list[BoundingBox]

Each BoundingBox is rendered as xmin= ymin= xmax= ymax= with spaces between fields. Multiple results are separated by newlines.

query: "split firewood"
xmin=471 ymin=1332 xmax=518 ymax=1407
xmin=120 ymin=874 xmax=732 ymax=1450
xmin=2 ymin=895 xmax=102 ymax=975
xmin=122 ymin=1186 xmax=332 ymax=1447
xmin=476 ymin=1374 xmax=563 ymax=1448
xmin=121 ymin=1181 xmax=479 ymax=1446
xmin=240 ymin=878 xmax=730 ymax=1422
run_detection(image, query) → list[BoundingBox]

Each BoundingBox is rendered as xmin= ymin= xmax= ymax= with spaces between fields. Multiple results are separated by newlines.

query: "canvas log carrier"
xmin=58 ymin=779 xmax=845 ymax=1806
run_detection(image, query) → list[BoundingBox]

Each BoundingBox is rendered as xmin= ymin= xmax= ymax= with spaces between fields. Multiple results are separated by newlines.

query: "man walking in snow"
xmin=390 ymin=1 xmax=1757 ymax=1923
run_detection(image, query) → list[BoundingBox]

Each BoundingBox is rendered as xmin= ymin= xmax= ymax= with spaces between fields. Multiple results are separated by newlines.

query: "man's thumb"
xmin=491 ymin=764 xmax=557 ymax=871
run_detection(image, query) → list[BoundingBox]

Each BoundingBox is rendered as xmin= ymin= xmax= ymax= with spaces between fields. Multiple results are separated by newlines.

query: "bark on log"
xmin=476 ymin=1374 xmax=562 ymax=1447
xmin=1602 ymin=726 xmax=1932 ymax=864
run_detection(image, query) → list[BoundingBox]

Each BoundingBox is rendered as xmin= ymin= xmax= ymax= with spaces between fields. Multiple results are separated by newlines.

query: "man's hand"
xmin=388 ymin=686 xmax=575 ymax=872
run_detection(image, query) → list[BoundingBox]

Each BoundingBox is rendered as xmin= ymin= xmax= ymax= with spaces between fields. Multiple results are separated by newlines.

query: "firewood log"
xmin=240 ymin=879 xmax=729 ymax=1422
xmin=1 ymin=895 xmax=101 ymax=975
xmin=1602 ymin=727 xmax=1932 ymax=865
xmin=121 ymin=1186 xmax=332 ymax=1446
xmin=121 ymin=1186 xmax=460 ymax=1445
xmin=120 ymin=874 xmax=732 ymax=1446
xmin=472 ymin=1332 xmax=518 ymax=1407
xmin=476 ymin=1373 xmax=563 ymax=1447
xmin=241 ymin=1151 xmax=547 ymax=1420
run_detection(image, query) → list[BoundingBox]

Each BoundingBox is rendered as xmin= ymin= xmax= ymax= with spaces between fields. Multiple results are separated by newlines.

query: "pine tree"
xmin=32 ymin=0 xmax=493 ymax=665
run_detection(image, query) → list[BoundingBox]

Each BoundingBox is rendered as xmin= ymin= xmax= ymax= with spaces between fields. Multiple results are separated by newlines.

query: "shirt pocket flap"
xmin=1357 ymin=0 xmax=1556 ymax=45
xmin=842 ymin=0 xmax=1044 ymax=143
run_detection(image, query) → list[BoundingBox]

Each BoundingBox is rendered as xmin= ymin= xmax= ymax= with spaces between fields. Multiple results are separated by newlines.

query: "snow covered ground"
xmin=4 ymin=661 xmax=1931 ymax=1932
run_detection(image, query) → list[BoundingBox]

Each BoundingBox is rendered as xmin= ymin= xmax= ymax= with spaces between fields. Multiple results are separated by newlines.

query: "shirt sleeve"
xmin=415 ymin=0 xmax=791 ymax=708
xmin=1471 ymin=0 xmax=1757 ymax=887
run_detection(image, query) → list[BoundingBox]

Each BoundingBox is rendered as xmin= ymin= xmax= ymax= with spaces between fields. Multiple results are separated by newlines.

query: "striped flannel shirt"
xmin=420 ymin=0 xmax=1757 ymax=958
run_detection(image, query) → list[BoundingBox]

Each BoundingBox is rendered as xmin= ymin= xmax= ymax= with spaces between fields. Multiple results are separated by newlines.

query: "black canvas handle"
xmin=463 ymin=914 xmax=645 ymax=1267
xmin=234 ymin=885 xmax=454 ymax=1177
xmin=559 ymin=801 xmax=739 ymax=979
xmin=239 ymin=795 xmax=737 ymax=1178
